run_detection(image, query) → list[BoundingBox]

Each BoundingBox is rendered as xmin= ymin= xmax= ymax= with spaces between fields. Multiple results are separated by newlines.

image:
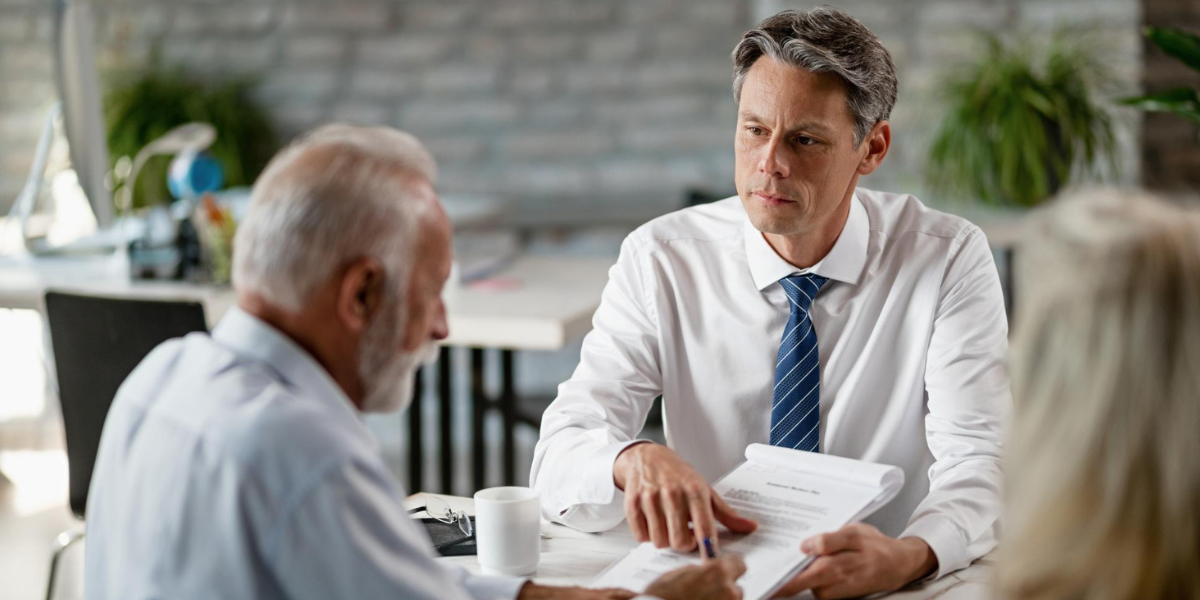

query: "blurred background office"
xmin=0 ymin=0 xmax=1197 ymax=598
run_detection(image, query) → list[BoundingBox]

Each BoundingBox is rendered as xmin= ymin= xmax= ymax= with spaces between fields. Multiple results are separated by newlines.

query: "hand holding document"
xmin=591 ymin=444 xmax=904 ymax=600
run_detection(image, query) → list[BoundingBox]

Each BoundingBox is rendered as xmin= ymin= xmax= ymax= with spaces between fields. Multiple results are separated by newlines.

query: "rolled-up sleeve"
xmin=529 ymin=232 xmax=664 ymax=533
xmin=904 ymin=227 xmax=1009 ymax=578
xmin=270 ymin=456 xmax=524 ymax=600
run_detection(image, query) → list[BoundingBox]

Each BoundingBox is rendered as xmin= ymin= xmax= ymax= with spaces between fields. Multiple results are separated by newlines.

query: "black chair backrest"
xmin=44 ymin=292 xmax=208 ymax=518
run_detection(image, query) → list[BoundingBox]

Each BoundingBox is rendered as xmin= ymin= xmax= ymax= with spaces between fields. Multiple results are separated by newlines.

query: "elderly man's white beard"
xmin=358 ymin=317 xmax=439 ymax=414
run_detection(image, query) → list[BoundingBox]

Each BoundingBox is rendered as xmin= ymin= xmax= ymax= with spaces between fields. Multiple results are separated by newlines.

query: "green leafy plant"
xmin=926 ymin=29 xmax=1119 ymax=207
xmin=1121 ymin=26 xmax=1200 ymax=139
xmin=105 ymin=65 xmax=278 ymax=209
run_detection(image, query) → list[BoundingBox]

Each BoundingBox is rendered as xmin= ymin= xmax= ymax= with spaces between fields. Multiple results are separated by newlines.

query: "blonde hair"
xmin=999 ymin=188 xmax=1200 ymax=600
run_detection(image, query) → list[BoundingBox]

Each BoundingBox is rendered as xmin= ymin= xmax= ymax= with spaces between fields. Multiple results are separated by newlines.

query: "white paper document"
xmin=589 ymin=444 xmax=904 ymax=600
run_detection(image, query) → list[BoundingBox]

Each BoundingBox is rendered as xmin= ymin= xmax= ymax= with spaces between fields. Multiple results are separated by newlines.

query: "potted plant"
xmin=104 ymin=61 xmax=278 ymax=283
xmin=1121 ymin=26 xmax=1200 ymax=140
xmin=925 ymin=29 xmax=1120 ymax=207
xmin=105 ymin=64 xmax=278 ymax=210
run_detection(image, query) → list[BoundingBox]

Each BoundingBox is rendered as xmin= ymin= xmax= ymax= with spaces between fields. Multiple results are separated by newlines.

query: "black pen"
xmin=703 ymin=537 xmax=718 ymax=559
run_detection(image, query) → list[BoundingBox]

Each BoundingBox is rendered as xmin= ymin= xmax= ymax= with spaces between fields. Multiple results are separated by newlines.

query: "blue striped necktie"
xmin=770 ymin=273 xmax=828 ymax=452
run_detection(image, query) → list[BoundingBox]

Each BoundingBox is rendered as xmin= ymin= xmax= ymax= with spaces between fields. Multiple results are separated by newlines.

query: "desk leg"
xmin=501 ymin=349 xmax=517 ymax=486
xmin=470 ymin=348 xmax=486 ymax=492
xmin=438 ymin=347 xmax=453 ymax=495
xmin=408 ymin=368 xmax=424 ymax=493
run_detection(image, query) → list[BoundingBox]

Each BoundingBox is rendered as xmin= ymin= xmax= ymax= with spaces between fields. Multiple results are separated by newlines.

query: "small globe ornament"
xmin=167 ymin=150 xmax=224 ymax=200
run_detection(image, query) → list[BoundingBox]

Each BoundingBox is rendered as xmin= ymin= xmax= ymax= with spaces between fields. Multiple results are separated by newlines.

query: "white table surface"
xmin=442 ymin=254 xmax=612 ymax=350
xmin=406 ymin=493 xmax=993 ymax=599
xmin=0 ymin=253 xmax=612 ymax=351
xmin=0 ymin=252 xmax=236 ymax=320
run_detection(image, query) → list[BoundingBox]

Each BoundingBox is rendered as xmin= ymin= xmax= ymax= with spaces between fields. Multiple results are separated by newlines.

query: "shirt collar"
xmin=212 ymin=306 xmax=356 ymax=418
xmin=744 ymin=190 xmax=869 ymax=291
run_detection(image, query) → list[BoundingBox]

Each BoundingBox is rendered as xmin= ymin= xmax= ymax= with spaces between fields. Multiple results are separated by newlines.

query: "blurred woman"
xmin=998 ymin=188 xmax=1200 ymax=600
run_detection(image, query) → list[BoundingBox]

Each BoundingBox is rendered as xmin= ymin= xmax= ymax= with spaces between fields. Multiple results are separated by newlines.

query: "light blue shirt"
xmin=84 ymin=307 xmax=524 ymax=600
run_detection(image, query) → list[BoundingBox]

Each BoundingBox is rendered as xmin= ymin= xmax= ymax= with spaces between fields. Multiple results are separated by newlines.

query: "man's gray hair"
xmin=232 ymin=124 xmax=437 ymax=312
xmin=732 ymin=7 xmax=898 ymax=147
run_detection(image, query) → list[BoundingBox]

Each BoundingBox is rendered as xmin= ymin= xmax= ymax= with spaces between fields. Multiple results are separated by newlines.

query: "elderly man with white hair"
xmin=83 ymin=124 xmax=746 ymax=600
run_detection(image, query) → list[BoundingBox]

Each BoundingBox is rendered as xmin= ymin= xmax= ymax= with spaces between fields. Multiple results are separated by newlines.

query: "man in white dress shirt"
xmin=530 ymin=8 xmax=1009 ymax=599
xmin=83 ymin=125 xmax=747 ymax=600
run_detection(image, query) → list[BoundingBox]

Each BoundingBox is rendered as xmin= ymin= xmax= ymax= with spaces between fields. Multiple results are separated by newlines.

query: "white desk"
xmin=405 ymin=493 xmax=993 ymax=599
xmin=0 ymin=253 xmax=235 ymax=321
xmin=0 ymin=252 xmax=614 ymax=493
xmin=418 ymin=255 xmax=614 ymax=492
xmin=0 ymin=253 xmax=612 ymax=349
xmin=441 ymin=255 xmax=612 ymax=350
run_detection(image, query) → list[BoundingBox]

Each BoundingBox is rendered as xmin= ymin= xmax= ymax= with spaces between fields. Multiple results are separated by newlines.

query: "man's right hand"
xmin=645 ymin=555 xmax=748 ymax=600
xmin=613 ymin=443 xmax=757 ymax=554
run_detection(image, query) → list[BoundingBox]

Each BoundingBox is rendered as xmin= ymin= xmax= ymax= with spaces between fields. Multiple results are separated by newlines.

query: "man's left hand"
xmin=772 ymin=524 xmax=937 ymax=599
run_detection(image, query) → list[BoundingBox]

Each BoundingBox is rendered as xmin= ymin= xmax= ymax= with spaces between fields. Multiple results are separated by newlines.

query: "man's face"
xmin=734 ymin=57 xmax=868 ymax=238
xmin=359 ymin=181 xmax=451 ymax=414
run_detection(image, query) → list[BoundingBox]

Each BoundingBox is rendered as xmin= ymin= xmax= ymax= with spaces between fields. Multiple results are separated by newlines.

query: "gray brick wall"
xmin=759 ymin=0 xmax=1143 ymax=201
xmin=0 ymin=0 xmax=1149 ymax=224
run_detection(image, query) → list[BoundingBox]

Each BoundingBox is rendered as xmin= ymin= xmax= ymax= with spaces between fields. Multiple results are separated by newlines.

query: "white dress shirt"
xmin=85 ymin=308 xmax=524 ymax=600
xmin=530 ymin=189 xmax=1010 ymax=578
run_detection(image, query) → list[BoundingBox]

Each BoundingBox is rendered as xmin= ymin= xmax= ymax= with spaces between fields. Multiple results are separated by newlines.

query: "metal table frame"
xmin=407 ymin=346 xmax=522 ymax=495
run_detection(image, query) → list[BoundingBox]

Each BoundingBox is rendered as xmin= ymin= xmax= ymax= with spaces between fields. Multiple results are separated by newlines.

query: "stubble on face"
xmin=359 ymin=318 xmax=437 ymax=414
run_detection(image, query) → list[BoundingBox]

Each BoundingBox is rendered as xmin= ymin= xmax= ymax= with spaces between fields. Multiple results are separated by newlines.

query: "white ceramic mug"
xmin=473 ymin=486 xmax=541 ymax=576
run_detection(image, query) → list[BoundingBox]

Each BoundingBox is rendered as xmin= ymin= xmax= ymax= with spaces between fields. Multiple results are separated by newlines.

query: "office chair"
xmin=42 ymin=291 xmax=208 ymax=600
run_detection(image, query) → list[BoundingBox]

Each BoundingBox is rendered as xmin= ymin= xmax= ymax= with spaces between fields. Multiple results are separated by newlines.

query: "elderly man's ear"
xmin=337 ymin=258 xmax=386 ymax=334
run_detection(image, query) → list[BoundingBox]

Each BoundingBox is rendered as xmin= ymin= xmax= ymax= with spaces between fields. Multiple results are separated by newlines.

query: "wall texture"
xmin=0 ymin=0 xmax=749 ymax=225
xmin=0 ymin=0 xmax=1158 ymax=227
xmin=761 ymin=0 xmax=1144 ymax=200
xmin=1141 ymin=0 xmax=1200 ymax=191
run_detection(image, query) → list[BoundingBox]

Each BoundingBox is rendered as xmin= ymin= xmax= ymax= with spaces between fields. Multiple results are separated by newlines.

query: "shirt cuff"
xmin=579 ymin=439 xmax=652 ymax=506
xmin=550 ymin=439 xmax=652 ymax=532
xmin=901 ymin=515 xmax=969 ymax=581
xmin=461 ymin=573 xmax=527 ymax=600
